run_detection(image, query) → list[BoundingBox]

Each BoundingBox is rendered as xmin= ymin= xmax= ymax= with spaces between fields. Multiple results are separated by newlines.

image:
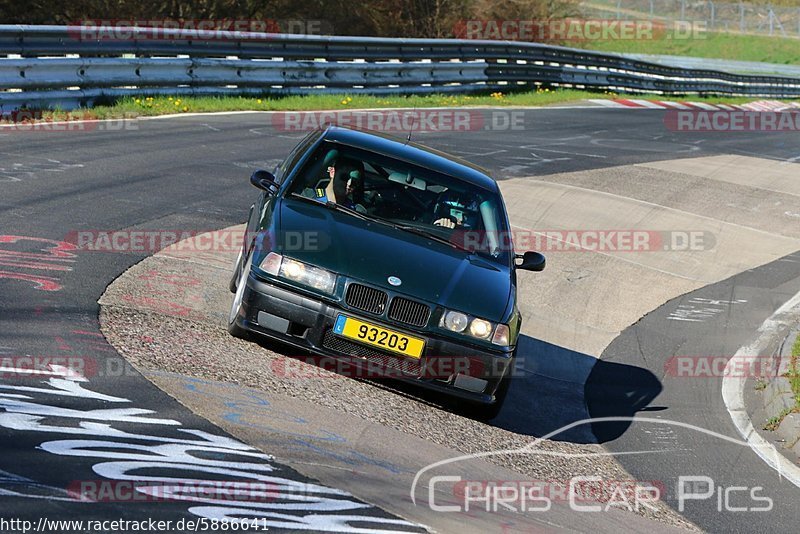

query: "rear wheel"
xmin=228 ymin=253 xmax=252 ymax=339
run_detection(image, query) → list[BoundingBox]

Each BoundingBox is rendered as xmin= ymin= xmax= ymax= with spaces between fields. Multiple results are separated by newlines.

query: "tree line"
xmin=0 ymin=0 xmax=580 ymax=38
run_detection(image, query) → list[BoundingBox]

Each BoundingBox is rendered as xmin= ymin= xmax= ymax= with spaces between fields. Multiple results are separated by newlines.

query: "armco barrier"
xmin=1 ymin=24 xmax=800 ymax=111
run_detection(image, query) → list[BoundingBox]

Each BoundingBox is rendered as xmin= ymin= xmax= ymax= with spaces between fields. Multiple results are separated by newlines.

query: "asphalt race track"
xmin=1 ymin=107 xmax=800 ymax=532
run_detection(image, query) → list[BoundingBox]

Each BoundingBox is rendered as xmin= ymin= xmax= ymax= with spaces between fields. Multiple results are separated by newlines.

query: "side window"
xmin=274 ymin=130 xmax=321 ymax=184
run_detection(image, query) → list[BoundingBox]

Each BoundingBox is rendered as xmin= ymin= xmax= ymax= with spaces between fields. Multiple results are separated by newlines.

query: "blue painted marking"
xmin=333 ymin=314 xmax=347 ymax=334
xmin=175 ymin=368 xmax=413 ymax=475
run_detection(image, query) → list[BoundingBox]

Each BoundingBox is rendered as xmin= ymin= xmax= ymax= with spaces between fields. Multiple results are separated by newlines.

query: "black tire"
xmin=227 ymin=253 xmax=252 ymax=339
xmin=229 ymin=246 xmax=244 ymax=293
xmin=464 ymin=371 xmax=511 ymax=421
xmin=462 ymin=350 xmax=515 ymax=421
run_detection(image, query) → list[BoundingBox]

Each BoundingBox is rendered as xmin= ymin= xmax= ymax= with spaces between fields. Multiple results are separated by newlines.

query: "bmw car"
xmin=228 ymin=125 xmax=544 ymax=419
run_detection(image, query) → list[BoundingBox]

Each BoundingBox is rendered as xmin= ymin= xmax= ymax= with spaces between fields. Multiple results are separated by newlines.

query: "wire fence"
xmin=581 ymin=1 xmax=800 ymax=37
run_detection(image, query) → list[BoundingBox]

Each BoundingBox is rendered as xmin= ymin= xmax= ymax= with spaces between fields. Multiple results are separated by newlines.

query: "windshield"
xmin=286 ymin=140 xmax=511 ymax=264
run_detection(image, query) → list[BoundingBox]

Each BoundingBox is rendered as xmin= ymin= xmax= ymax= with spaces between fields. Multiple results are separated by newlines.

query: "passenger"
xmin=432 ymin=190 xmax=479 ymax=229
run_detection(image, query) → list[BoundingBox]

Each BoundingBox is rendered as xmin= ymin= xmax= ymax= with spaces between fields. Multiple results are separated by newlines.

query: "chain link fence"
xmin=581 ymin=1 xmax=800 ymax=37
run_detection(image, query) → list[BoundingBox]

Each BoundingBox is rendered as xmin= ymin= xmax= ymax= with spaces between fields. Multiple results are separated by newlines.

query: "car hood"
xmin=277 ymin=198 xmax=512 ymax=321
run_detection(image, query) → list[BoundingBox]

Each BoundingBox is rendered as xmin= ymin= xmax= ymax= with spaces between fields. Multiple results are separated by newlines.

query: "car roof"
xmin=320 ymin=126 xmax=499 ymax=193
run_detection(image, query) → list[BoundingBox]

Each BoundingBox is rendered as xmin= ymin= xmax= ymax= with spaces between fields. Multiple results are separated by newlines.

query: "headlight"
xmin=469 ymin=318 xmax=493 ymax=339
xmin=440 ymin=309 xmax=504 ymax=343
xmin=259 ymin=253 xmax=337 ymax=295
xmin=441 ymin=311 xmax=469 ymax=332
xmin=282 ymin=258 xmax=305 ymax=279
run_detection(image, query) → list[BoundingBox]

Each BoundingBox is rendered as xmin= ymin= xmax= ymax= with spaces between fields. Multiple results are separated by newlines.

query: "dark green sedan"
xmin=228 ymin=125 xmax=544 ymax=419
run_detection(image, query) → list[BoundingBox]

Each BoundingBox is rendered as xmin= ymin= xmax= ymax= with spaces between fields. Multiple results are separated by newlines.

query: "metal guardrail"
xmin=623 ymin=53 xmax=800 ymax=78
xmin=1 ymin=24 xmax=800 ymax=112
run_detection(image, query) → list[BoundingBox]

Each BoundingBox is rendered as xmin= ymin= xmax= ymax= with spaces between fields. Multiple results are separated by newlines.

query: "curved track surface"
xmin=1 ymin=108 xmax=799 ymax=532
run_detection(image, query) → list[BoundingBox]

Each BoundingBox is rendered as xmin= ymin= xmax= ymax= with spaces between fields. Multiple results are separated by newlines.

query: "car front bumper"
xmin=232 ymin=272 xmax=515 ymax=405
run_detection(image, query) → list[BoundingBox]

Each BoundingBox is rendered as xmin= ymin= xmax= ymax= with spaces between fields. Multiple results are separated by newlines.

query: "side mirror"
xmin=516 ymin=251 xmax=545 ymax=272
xmin=250 ymin=170 xmax=278 ymax=193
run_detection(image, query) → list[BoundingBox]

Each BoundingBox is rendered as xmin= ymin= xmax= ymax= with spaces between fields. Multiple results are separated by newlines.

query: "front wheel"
xmin=228 ymin=245 xmax=245 ymax=293
xmin=462 ymin=352 xmax=515 ymax=421
xmin=228 ymin=252 xmax=252 ymax=339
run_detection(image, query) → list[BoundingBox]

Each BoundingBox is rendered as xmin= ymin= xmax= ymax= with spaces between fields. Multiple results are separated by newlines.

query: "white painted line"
xmin=528 ymin=147 xmax=607 ymax=158
xmin=628 ymin=99 xmax=667 ymax=109
xmin=525 ymin=179 xmax=800 ymax=242
xmin=587 ymin=99 xmax=629 ymax=108
xmin=741 ymin=103 xmax=769 ymax=111
xmin=510 ymin=223 xmax=708 ymax=282
xmin=0 ymin=118 xmax=131 ymax=129
xmin=717 ymin=104 xmax=736 ymax=111
xmin=0 ymin=365 xmax=86 ymax=381
xmin=658 ymin=101 xmax=693 ymax=110
xmin=722 ymin=289 xmax=800 ymax=489
xmin=685 ymin=102 xmax=720 ymax=111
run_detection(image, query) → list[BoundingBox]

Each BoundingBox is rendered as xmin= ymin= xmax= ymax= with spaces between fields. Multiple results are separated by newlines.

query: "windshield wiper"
xmin=390 ymin=223 xmax=470 ymax=252
xmin=289 ymin=193 xmax=468 ymax=252
xmin=288 ymin=193 xmax=374 ymax=222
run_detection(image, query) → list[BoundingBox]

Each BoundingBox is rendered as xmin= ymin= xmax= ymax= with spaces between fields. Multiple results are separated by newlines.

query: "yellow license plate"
xmin=333 ymin=315 xmax=425 ymax=359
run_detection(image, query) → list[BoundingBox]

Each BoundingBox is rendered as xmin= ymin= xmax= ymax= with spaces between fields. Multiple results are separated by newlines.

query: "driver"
xmin=315 ymin=156 xmax=365 ymax=211
xmin=298 ymin=148 xmax=368 ymax=213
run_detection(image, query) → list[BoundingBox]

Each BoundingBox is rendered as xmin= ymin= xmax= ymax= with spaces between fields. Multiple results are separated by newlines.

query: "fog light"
xmin=454 ymin=373 xmax=488 ymax=393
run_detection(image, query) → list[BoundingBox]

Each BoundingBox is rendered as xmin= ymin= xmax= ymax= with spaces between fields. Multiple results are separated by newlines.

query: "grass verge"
xmin=577 ymin=32 xmax=800 ymax=65
xmin=787 ymin=334 xmax=800 ymax=408
xmin=4 ymin=88 xmax=794 ymax=123
xmin=764 ymin=334 xmax=800 ymax=431
xmin=579 ymin=32 xmax=800 ymax=66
